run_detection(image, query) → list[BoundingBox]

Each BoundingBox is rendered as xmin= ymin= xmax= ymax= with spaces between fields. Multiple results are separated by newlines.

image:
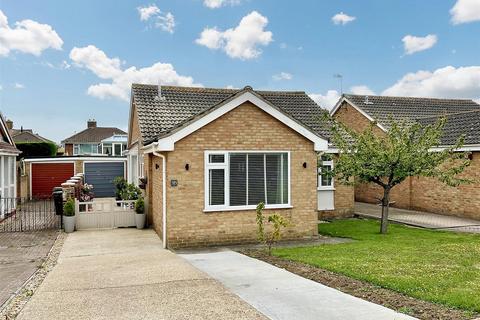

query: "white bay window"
xmin=205 ymin=151 xmax=290 ymax=211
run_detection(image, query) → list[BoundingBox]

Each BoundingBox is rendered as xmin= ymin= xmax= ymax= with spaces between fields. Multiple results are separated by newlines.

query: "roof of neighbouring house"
xmin=131 ymin=84 xmax=333 ymax=145
xmin=337 ymin=94 xmax=480 ymax=130
xmin=10 ymin=130 xmax=54 ymax=144
xmin=62 ymin=127 xmax=127 ymax=144
xmin=417 ymin=110 xmax=480 ymax=146
xmin=0 ymin=113 xmax=20 ymax=154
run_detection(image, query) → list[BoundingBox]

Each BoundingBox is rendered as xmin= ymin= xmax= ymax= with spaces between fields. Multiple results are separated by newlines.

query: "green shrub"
xmin=63 ymin=198 xmax=75 ymax=217
xmin=256 ymin=202 xmax=289 ymax=255
xmin=16 ymin=142 xmax=57 ymax=158
xmin=135 ymin=197 xmax=145 ymax=214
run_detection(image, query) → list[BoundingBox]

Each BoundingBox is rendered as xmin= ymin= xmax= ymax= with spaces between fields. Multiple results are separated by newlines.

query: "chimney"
xmin=87 ymin=119 xmax=97 ymax=128
xmin=5 ymin=119 xmax=13 ymax=130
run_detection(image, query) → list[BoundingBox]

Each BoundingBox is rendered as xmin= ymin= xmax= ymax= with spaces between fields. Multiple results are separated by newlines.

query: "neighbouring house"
xmin=127 ymin=84 xmax=354 ymax=248
xmin=6 ymin=119 xmax=58 ymax=157
xmin=0 ymin=113 xmax=20 ymax=214
xmin=332 ymin=94 xmax=480 ymax=219
xmin=6 ymin=119 xmax=53 ymax=144
xmin=62 ymin=119 xmax=127 ymax=156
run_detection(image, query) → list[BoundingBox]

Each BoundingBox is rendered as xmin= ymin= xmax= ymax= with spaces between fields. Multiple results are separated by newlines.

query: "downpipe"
xmin=152 ymin=149 xmax=167 ymax=249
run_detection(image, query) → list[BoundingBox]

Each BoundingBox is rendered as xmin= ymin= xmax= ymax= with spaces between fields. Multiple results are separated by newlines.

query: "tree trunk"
xmin=380 ymin=187 xmax=391 ymax=234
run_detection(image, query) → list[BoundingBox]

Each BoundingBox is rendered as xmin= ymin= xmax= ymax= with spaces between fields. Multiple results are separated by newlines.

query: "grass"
xmin=272 ymin=219 xmax=480 ymax=312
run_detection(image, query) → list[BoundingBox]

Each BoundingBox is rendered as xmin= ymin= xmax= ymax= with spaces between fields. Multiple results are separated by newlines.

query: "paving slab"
xmin=355 ymin=202 xmax=480 ymax=233
xmin=0 ymin=231 xmax=58 ymax=308
xmin=180 ymin=250 xmax=416 ymax=320
xmin=16 ymin=229 xmax=267 ymax=320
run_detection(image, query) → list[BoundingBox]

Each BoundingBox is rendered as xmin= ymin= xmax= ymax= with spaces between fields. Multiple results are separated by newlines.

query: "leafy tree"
xmin=16 ymin=142 xmax=57 ymax=158
xmin=327 ymin=116 xmax=471 ymax=234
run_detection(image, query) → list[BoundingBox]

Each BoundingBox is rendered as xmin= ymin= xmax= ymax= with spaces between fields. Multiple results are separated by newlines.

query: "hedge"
xmin=16 ymin=142 xmax=58 ymax=158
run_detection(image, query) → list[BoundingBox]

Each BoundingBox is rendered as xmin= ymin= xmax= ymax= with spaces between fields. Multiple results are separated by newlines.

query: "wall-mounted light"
xmin=185 ymin=163 xmax=190 ymax=171
xmin=303 ymin=162 xmax=307 ymax=168
xmin=155 ymin=164 xmax=160 ymax=170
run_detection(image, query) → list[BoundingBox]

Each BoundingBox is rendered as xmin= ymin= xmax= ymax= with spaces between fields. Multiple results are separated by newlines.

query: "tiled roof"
xmin=11 ymin=130 xmax=53 ymax=144
xmin=62 ymin=127 xmax=127 ymax=144
xmin=417 ymin=110 xmax=480 ymax=146
xmin=132 ymin=84 xmax=332 ymax=144
xmin=343 ymin=94 xmax=480 ymax=130
xmin=0 ymin=141 xmax=20 ymax=154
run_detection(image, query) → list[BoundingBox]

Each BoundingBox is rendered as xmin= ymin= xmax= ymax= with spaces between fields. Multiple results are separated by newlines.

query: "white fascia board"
xmin=430 ymin=145 xmax=480 ymax=152
xmin=154 ymin=91 xmax=329 ymax=152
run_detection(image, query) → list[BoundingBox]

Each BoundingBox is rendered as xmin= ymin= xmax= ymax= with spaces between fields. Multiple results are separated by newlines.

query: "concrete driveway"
xmin=16 ymin=229 xmax=266 ymax=320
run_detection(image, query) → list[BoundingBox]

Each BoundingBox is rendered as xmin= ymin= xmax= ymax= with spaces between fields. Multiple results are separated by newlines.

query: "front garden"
xmin=253 ymin=219 xmax=480 ymax=319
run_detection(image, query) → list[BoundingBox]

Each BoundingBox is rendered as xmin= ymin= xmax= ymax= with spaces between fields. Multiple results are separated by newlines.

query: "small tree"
xmin=327 ymin=116 xmax=471 ymax=234
xmin=256 ymin=202 xmax=289 ymax=255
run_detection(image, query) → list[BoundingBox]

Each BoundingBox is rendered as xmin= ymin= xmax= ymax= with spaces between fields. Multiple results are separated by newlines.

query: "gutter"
xmin=151 ymin=143 xmax=167 ymax=249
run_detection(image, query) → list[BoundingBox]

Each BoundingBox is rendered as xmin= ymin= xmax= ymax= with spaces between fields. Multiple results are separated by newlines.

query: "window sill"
xmin=204 ymin=204 xmax=293 ymax=213
xmin=317 ymin=187 xmax=335 ymax=191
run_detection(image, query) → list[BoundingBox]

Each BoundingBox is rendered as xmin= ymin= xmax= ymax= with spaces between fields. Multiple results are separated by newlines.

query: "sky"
xmin=1 ymin=0 xmax=480 ymax=143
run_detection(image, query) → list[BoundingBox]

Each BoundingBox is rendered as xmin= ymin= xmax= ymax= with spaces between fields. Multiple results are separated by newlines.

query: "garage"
xmin=31 ymin=163 xmax=74 ymax=199
xmin=84 ymin=162 xmax=125 ymax=198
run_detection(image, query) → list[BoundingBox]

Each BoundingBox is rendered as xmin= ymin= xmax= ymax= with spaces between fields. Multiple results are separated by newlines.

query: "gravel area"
xmin=0 ymin=232 xmax=66 ymax=319
xmin=242 ymin=249 xmax=479 ymax=320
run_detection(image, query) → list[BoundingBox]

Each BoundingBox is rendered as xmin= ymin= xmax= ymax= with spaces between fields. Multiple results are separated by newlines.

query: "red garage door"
xmin=31 ymin=163 xmax=74 ymax=199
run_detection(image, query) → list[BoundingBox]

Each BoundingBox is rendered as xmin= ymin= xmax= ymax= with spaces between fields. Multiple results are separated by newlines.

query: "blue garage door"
xmin=84 ymin=162 xmax=125 ymax=198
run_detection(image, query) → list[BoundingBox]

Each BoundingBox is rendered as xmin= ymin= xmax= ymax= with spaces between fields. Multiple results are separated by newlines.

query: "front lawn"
xmin=273 ymin=219 xmax=480 ymax=312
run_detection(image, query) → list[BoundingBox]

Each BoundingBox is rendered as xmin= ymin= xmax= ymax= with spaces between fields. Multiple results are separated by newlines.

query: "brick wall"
xmin=128 ymin=104 xmax=142 ymax=149
xmin=335 ymin=100 xmax=480 ymax=219
xmin=147 ymin=102 xmax=320 ymax=248
xmin=319 ymin=182 xmax=355 ymax=219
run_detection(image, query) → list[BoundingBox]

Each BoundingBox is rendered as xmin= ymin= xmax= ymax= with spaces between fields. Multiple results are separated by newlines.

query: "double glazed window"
xmin=318 ymin=158 xmax=334 ymax=189
xmin=205 ymin=151 xmax=290 ymax=211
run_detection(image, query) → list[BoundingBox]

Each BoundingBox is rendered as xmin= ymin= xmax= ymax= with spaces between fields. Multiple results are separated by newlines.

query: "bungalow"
xmin=0 ymin=113 xmax=20 ymax=216
xmin=332 ymin=94 xmax=480 ymax=219
xmin=127 ymin=84 xmax=354 ymax=248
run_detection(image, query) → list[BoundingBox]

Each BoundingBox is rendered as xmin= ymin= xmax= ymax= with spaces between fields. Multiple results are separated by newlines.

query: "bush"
xmin=256 ymin=202 xmax=289 ymax=255
xmin=16 ymin=142 xmax=57 ymax=158
xmin=135 ymin=197 xmax=144 ymax=214
xmin=63 ymin=198 xmax=75 ymax=217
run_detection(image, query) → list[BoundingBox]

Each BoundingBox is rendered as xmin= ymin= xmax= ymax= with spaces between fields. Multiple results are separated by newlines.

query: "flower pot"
xmin=135 ymin=213 xmax=145 ymax=229
xmin=64 ymin=215 xmax=75 ymax=233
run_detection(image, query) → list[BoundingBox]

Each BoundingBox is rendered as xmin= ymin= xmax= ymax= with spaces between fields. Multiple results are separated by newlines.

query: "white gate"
xmin=75 ymin=198 xmax=136 ymax=230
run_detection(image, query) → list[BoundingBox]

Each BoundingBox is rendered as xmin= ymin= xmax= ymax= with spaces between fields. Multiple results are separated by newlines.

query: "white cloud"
xmin=203 ymin=0 xmax=241 ymax=9
xmin=0 ymin=10 xmax=63 ymax=57
xmin=331 ymin=12 xmax=356 ymax=25
xmin=382 ymin=65 xmax=480 ymax=101
xmin=69 ymin=45 xmax=200 ymax=101
xmin=450 ymin=0 xmax=480 ymax=24
xmin=272 ymin=72 xmax=292 ymax=81
xmin=0 ymin=85 xmax=2 ymax=90
xmin=61 ymin=60 xmax=71 ymax=69
xmin=402 ymin=34 xmax=437 ymax=55
xmin=155 ymin=12 xmax=175 ymax=34
xmin=350 ymin=85 xmax=375 ymax=95
xmin=137 ymin=5 xmax=175 ymax=33
xmin=309 ymin=90 xmax=341 ymax=110
xmin=137 ymin=5 xmax=160 ymax=21
xmin=196 ymin=11 xmax=273 ymax=60
xmin=14 ymin=82 xmax=25 ymax=89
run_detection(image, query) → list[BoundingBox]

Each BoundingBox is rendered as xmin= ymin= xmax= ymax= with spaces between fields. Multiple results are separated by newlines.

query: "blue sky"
xmin=1 ymin=0 xmax=479 ymax=143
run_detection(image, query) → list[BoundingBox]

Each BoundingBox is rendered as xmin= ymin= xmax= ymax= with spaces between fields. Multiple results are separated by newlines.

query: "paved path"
xmin=180 ymin=250 xmax=416 ymax=320
xmin=0 ymin=231 xmax=58 ymax=308
xmin=355 ymin=202 xmax=480 ymax=233
xmin=16 ymin=229 xmax=266 ymax=320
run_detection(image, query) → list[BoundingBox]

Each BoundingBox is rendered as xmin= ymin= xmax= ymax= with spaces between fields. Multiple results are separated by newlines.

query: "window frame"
xmin=204 ymin=150 xmax=292 ymax=212
xmin=317 ymin=159 xmax=334 ymax=190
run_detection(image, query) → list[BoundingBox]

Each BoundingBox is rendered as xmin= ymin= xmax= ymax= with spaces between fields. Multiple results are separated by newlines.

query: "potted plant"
xmin=113 ymin=177 xmax=127 ymax=206
xmin=134 ymin=197 xmax=145 ymax=229
xmin=63 ymin=198 xmax=76 ymax=233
